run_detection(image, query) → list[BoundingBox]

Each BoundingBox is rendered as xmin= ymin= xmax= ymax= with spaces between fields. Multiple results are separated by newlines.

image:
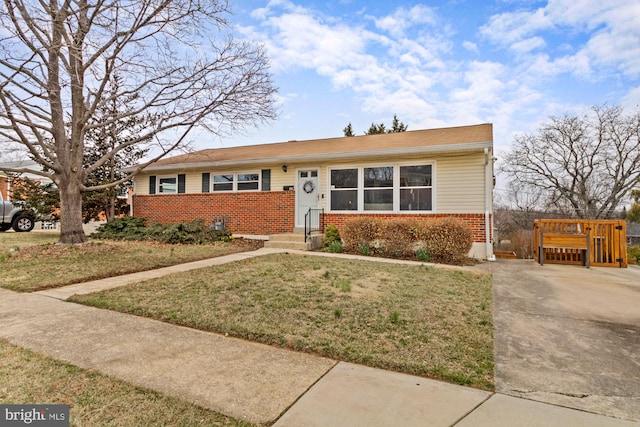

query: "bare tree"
xmin=501 ymin=105 xmax=640 ymax=219
xmin=0 ymin=0 xmax=276 ymax=243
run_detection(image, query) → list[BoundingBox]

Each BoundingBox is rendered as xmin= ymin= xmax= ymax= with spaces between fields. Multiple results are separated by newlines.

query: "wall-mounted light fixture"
xmin=282 ymin=164 xmax=288 ymax=173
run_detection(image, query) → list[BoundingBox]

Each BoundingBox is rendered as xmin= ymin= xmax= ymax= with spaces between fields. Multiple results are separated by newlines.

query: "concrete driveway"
xmin=492 ymin=260 xmax=640 ymax=422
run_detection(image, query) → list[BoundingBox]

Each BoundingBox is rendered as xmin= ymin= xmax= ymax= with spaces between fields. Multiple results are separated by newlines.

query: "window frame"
xmin=157 ymin=175 xmax=178 ymax=194
xmin=210 ymin=171 xmax=262 ymax=192
xmin=327 ymin=161 xmax=435 ymax=213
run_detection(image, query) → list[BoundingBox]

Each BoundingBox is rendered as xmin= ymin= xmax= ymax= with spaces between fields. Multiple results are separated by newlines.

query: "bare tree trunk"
xmin=59 ymin=179 xmax=86 ymax=244
xmin=107 ymin=194 xmax=116 ymax=222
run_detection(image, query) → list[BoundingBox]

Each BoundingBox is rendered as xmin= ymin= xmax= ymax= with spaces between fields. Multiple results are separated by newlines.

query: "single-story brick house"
xmin=131 ymin=123 xmax=495 ymax=259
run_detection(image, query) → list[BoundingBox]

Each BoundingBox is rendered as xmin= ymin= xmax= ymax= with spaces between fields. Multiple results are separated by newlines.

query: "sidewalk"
xmin=1 ymin=248 xmax=638 ymax=426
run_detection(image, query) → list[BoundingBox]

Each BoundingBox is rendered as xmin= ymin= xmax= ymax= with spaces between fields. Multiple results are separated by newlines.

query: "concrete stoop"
xmin=265 ymin=232 xmax=324 ymax=251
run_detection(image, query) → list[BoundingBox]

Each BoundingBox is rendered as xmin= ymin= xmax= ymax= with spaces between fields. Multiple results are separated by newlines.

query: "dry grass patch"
xmin=0 ymin=238 xmax=263 ymax=292
xmin=72 ymin=253 xmax=494 ymax=390
xmin=0 ymin=340 xmax=253 ymax=427
xmin=0 ymin=231 xmax=60 ymax=252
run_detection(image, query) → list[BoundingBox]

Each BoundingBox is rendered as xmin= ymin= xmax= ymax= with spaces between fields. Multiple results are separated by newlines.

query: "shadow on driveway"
xmin=492 ymin=259 xmax=640 ymax=422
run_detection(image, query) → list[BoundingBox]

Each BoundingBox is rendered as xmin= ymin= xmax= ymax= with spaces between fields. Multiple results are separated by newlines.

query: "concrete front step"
xmin=265 ymin=233 xmax=324 ymax=251
xmin=264 ymin=240 xmax=313 ymax=251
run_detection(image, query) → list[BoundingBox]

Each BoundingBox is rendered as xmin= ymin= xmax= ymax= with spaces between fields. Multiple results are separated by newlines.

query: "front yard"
xmin=0 ymin=234 xmax=263 ymax=292
xmin=1 ymin=232 xmax=494 ymax=392
xmin=71 ymin=253 xmax=494 ymax=390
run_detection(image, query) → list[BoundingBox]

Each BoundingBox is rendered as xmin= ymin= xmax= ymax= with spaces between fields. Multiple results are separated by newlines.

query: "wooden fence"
xmin=534 ymin=219 xmax=627 ymax=268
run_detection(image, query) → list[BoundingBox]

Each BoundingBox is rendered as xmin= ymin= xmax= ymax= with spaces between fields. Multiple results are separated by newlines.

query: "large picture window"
xmin=328 ymin=163 xmax=433 ymax=212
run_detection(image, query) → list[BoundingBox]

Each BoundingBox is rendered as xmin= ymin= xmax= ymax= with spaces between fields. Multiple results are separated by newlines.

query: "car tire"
xmin=12 ymin=215 xmax=35 ymax=232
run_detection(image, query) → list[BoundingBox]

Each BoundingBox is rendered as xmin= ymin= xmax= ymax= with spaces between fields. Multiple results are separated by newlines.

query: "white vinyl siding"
xmin=436 ymin=154 xmax=485 ymax=213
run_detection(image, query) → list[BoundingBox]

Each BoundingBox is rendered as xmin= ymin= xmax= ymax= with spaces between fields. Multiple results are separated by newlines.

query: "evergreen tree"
xmin=343 ymin=115 xmax=408 ymax=137
xmin=343 ymin=122 xmax=355 ymax=137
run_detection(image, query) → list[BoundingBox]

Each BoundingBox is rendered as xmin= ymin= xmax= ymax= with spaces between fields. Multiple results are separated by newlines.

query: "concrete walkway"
xmin=1 ymin=248 xmax=638 ymax=426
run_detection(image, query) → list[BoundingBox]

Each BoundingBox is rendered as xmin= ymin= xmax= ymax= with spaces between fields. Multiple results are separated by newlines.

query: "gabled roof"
xmin=143 ymin=123 xmax=493 ymax=172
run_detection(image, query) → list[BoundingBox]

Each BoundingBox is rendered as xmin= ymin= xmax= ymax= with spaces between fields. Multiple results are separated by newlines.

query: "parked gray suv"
xmin=0 ymin=192 xmax=35 ymax=232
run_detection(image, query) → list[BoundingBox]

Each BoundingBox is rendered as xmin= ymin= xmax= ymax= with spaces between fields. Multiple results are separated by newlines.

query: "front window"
xmin=213 ymin=174 xmax=233 ymax=192
xmin=158 ymin=177 xmax=177 ymax=194
xmin=212 ymin=172 xmax=260 ymax=192
xmin=237 ymin=173 xmax=259 ymax=191
xmin=330 ymin=168 xmax=358 ymax=210
xmin=364 ymin=167 xmax=393 ymax=211
xmin=328 ymin=163 xmax=433 ymax=212
xmin=400 ymin=165 xmax=432 ymax=211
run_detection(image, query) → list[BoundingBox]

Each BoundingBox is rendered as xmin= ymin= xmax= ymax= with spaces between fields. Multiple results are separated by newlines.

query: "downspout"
xmin=129 ymin=183 xmax=134 ymax=217
xmin=484 ymin=147 xmax=496 ymax=261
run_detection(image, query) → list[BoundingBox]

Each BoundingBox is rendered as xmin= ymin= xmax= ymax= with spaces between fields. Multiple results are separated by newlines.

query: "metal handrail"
xmin=304 ymin=208 xmax=324 ymax=242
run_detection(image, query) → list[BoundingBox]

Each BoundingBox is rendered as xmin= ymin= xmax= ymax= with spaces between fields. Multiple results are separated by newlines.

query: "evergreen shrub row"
xmin=91 ymin=217 xmax=232 ymax=244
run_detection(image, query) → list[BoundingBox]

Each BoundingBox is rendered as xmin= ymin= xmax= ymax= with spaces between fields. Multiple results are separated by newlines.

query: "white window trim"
xmin=327 ymin=161 xmax=435 ymax=213
xmin=157 ymin=175 xmax=178 ymax=194
xmin=211 ymin=171 xmax=261 ymax=192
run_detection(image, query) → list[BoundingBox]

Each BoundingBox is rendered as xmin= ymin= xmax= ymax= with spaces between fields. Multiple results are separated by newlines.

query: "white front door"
xmin=296 ymin=169 xmax=319 ymax=227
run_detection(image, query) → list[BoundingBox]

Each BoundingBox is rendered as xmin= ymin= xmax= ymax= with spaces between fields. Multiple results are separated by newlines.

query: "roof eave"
xmin=136 ymin=141 xmax=493 ymax=173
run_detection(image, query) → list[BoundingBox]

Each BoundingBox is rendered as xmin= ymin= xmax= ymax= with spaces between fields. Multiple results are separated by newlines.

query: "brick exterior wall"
xmin=134 ymin=191 xmax=492 ymax=243
xmin=133 ymin=191 xmax=296 ymax=235
xmin=323 ymin=213 xmax=491 ymax=243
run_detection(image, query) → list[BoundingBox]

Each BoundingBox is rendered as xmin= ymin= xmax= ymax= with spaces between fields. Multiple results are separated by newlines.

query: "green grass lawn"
xmin=72 ymin=253 xmax=494 ymax=390
xmin=0 ymin=340 xmax=253 ymax=427
xmin=0 ymin=236 xmax=263 ymax=292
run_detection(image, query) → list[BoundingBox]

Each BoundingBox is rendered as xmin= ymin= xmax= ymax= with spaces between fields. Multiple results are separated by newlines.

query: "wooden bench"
xmin=539 ymin=232 xmax=590 ymax=267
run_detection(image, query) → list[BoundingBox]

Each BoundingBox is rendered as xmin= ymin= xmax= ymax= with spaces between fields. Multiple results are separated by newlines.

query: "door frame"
xmin=295 ymin=168 xmax=320 ymax=228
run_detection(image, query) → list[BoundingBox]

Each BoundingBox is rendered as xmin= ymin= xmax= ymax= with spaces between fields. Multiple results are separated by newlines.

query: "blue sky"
xmin=209 ymin=0 xmax=640 ymax=157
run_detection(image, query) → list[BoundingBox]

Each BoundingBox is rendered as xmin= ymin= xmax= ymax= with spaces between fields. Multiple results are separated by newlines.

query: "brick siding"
xmin=134 ymin=192 xmax=491 ymax=243
xmin=133 ymin=191 xmax=296 ymax=235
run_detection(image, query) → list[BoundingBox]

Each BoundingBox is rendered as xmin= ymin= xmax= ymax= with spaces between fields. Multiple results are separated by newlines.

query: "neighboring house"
xmin=0 ymin=160 xmax=54 ymax=199
xmin=131 ymin=123 xmax=495 ymax=259
xmin=628 ymin=222 xmax=640 ymax=246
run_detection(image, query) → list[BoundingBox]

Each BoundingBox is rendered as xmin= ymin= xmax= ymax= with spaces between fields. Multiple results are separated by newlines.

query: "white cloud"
xmin=481 ymin=0 xmax=640 ymax=79
xmin=373 ymin=5 xmax=438 ymax=38
xmin=462 ymin=41 xmax=479 ymax=54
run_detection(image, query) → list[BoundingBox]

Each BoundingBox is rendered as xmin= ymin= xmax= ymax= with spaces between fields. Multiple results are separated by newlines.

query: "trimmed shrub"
xmin=341 ymin=217 xmax=379 ymax=253
xmin=377 ymin=219 xmax=415 ymax=258
xmin=323 ymin=224 xmax=341 ymax=248
xmin=415 ymin=217 xmax=473 ymax=264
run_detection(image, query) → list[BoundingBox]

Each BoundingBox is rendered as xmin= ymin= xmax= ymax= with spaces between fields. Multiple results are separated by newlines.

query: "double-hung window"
xmin=237 ymin=173 xmax=259 ymax=191
xmin=212 ymin=172 xmax=260 ymax=192
xmin=330 ymin=168 xmax=358 ymax=210
xmin=213 ymin=174 xmax=233 ymax=191
xmin=158 ymin=177 xmax=177 ymax=194
xmin=364 ymin=167 xmax=393 ymax=211
xmin=329 ymin=163 xmax=433 ymax=212
xmin=400 ymin=165 xmax=432 ymax=211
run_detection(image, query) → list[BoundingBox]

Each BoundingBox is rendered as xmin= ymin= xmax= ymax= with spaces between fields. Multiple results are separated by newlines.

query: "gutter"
xmin=132 ymin=141 xmax=493 ymax=173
